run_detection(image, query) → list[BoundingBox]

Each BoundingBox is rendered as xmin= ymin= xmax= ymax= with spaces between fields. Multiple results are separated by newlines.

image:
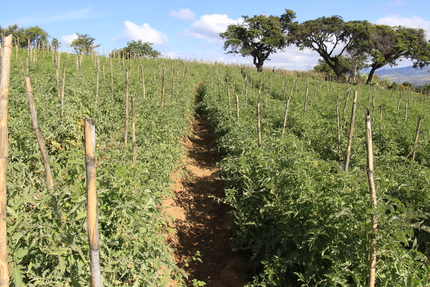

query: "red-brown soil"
xmin=164 ymin=108 xmax=249 ymax=286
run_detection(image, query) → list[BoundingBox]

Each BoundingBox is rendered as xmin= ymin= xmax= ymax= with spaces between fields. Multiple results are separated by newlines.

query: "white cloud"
xmin=169 ymin=8 xmax=196 ymax=21
xmin=268 ymin=47 xmax=321 ymax=70
xmin=185 ymin=14 xmax=243 ymax=44
xmin=375 ymin=15 xmax=430 ymax=40
xmin=61 ymin=33 xmax=78 ymax=47
xmin=120 ymin=21 xmax=168 ymax=45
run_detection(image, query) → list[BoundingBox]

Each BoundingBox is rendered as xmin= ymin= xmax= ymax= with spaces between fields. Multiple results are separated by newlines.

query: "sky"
xmin=2 ymin=0 xmax=430 ymax=70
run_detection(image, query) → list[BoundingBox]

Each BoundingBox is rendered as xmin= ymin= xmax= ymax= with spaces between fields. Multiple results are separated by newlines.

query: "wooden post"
xmin=25 ymin=76 xmax=54 ymax=191
xmin=131 ymin=94 xmax=136 ymax=165
xmin=139 ymin=65 xmax=146 ymax=99
xmin=160 ymin=68 xmax=165 ymax=108
xmin=282 ymin=88 xmax=293 ymax=137
xmin=344 ymin=91 xmax=358 ymax=172
xmin=124 ymin=69 xmax=129 ymax=145
xmin=257 ymin=84 xmax=262 ymax=148
xmin=336 ymin=91 xmax=342 ymax=162
xmin=0 ymin=34 xmax=12 ymax=287
xmin=365 ymin=109 xmax=377 ymax=287
xmin=61 ymin=63 xmax=66 ymax=124
xmin=303 ymin=81 xmax=309 ymax=113
xmin=84 ymin=119 xmax=102 ymax=287
xmin=95 ymin=58 xmax=100 ymax=104
xmin=412 ymin=117 xmax=423 ymax=161
xmin=171 ymin=68 xmax=176 ymax=100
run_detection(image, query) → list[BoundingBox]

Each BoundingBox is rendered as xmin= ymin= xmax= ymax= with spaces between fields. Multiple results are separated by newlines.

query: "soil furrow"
xmin=164 ymin=99 xmax=248 ymax=286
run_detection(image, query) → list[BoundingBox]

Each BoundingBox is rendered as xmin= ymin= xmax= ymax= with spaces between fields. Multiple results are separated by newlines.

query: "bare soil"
xmin=164 ymin=102 xmax=249 ymax=286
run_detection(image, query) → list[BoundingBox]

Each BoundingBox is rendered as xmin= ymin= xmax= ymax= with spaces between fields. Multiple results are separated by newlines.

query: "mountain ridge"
xmin=374 ymin=66 xmax=430 ymax=87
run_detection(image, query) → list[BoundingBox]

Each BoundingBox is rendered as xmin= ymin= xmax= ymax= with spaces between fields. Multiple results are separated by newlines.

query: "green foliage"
xmin=364 ymin=25 xmax=430 ymax=84
xmin=220 ymin=9 xmax=296 ymax=72
xmin=4 ymin=48 xmax=207 ymax=285
xmin=110 ymin=40 xmax=161 ymax=59
xmin=0 ymin=24 xmax=49 ymax=48
xmin=70 ymin=33 xmax=100 ymax=55
xmin=199 ymin=66 xmax=430 ymax=286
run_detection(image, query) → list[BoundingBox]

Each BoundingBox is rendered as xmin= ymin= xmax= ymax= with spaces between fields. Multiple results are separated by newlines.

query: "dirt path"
xmin=164 ymin=101 xmax=249 ymax=286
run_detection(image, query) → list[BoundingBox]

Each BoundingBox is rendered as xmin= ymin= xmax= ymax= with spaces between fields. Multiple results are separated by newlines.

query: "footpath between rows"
xmin=164 ymin=95 xmax=249 ymax=287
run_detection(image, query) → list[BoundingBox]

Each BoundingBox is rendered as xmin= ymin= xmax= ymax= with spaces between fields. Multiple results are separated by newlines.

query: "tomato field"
xmin=1 ymin=43 xmax=429 ymax=286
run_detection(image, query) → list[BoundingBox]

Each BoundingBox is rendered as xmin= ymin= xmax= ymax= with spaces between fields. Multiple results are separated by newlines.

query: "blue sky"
xmin=2 ymin=0 xmax=430 ymax=70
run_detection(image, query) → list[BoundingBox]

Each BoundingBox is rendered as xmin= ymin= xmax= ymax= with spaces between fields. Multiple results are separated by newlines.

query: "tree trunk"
xmin=253 ymin=56 xmax=264 ymax=72
xmin=366 ymin=66 xmax=378 ymax=85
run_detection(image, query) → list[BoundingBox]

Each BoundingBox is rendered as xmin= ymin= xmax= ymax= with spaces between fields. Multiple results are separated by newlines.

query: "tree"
xmin=110 ymin=40 xmax=160 ymax=59
xmin=363 ymin=25 xmax=430 ymax=84
xmin=51 ymin=38 xmax=61 ymax=51
xmin=70 ymin=33 xmax=100 ymax=55
xmin=0 ymin=25 xmax=49 ymax=48
xmin=220 ymin=9 xmax=296 ymax=72
xmin=289 ymin=16 xmax=372 ymax=81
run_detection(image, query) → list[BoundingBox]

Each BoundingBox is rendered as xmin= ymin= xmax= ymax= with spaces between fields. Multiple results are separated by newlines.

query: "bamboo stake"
xmin=160 ymin=68 xmax=165 ymax=108
xmin=303 ymin=81 xmax=309 ymax=113
xmin=412 ymin=117 xmax=423 ymax=161
xmin=95 ymin=58 xmax=100 ymax=104
xmin=131 ymin=94 xmax=136 ymax=165
xmin=344 ymin=91 xmax=358 ymax=172
xmin=84 ymin=119 xmax=102 ymax=287
xmin=109 ymin=59 xmax=114 ymax=98
xmin=235 ymin=90 xmax=240 ymax=119
xmin=336 ymin=91 xmax=342 ymax=162
xmin=226 ymin=78 xmax=231 ymax=112
xmin=0 ymin=35 xmax=12 ymax=287
xmin=282 ymin=85 xmax=293 ymax=137
xmin=171 ymin=68 xmax=176 ymax=100
xmin=124 ymin=69 xmax=129 ymax=145
xmin=139 ymin=65 xmax=146 ymax=99
xmin=257 ymin=84 xmax=262 ymax=148
xmin=404 ymin=102 xmax=409 ymax=122
xmin=25 ymin=76 xmax=54 ymax=191
xmin=60 ymin=63 xmax=66 ymax=124
xmin=365 ymin=109 xmax=377 ymax=287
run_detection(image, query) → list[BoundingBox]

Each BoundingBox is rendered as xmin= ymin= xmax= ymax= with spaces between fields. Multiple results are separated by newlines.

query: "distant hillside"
xmin=374 ymin=66 xmax=430 ymax=87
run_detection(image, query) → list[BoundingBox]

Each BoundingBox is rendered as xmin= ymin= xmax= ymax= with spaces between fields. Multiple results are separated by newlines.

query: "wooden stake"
xmin=257 ymin=84 xmax=262 ymax=148
xmin=412 ymin=117 xmax=423 ymax=161
xmin=124 ymin=69 xmax=129 ymax=145
xmin=95 ymin=58 xmax=100 ymax=104
xmin=365 ymin=109 xmax=377 ymax=287
xmin=160 ymin=68 xmax=165 ymax=108
xmin=60 ymin=63 xmax=66 ymax=124
xmin=303 ymin=81 xmax=309 ymax=113
xmin=109 ymin=59 xmax=114 ymax=98
xmin=0 ymin=34 xmax=12 ymax=287
xmin=139 ymin=65 xmax=146 ymax=99
xmin=25 ymin=76 xmax=54 ymax=191
xmin=171 ymin=68 xmax=176 ymax=100
xmin=131 ymin=94 xmax=136 ymax=165
xmin=344 ymin=91 xmax=358 ymax=172
xmin=84 ymin=118 xmax=102 ymax=287
xmin=282 ymin=86 xmax=293 ymax=137
xmin=336 ymin=91 xmax=342 ymax=162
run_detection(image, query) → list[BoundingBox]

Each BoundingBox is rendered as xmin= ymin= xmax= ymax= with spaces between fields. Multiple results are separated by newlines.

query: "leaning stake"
xmin=84 ymin=119 xmax=102 ymax=287
xmin=365 ymin=109 xmax=377 ymax=287
xmin=0 ymin=34 xmax=12 ymax=287
xmin=25 ymin=76 xmax=54 ymax=191
xmin=344 ymin=91 xmax=358 ymax=172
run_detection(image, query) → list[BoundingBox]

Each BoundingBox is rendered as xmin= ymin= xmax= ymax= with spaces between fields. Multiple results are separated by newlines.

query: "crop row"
xmin=3 ymin=49 xmax=207 ymax=286
xmin=199 ymin=66 xmax=430 ymax=286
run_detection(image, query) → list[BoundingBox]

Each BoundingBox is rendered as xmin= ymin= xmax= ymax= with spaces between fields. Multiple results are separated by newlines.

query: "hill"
xmin=375 ymin=66 xmax=430 ymax=86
